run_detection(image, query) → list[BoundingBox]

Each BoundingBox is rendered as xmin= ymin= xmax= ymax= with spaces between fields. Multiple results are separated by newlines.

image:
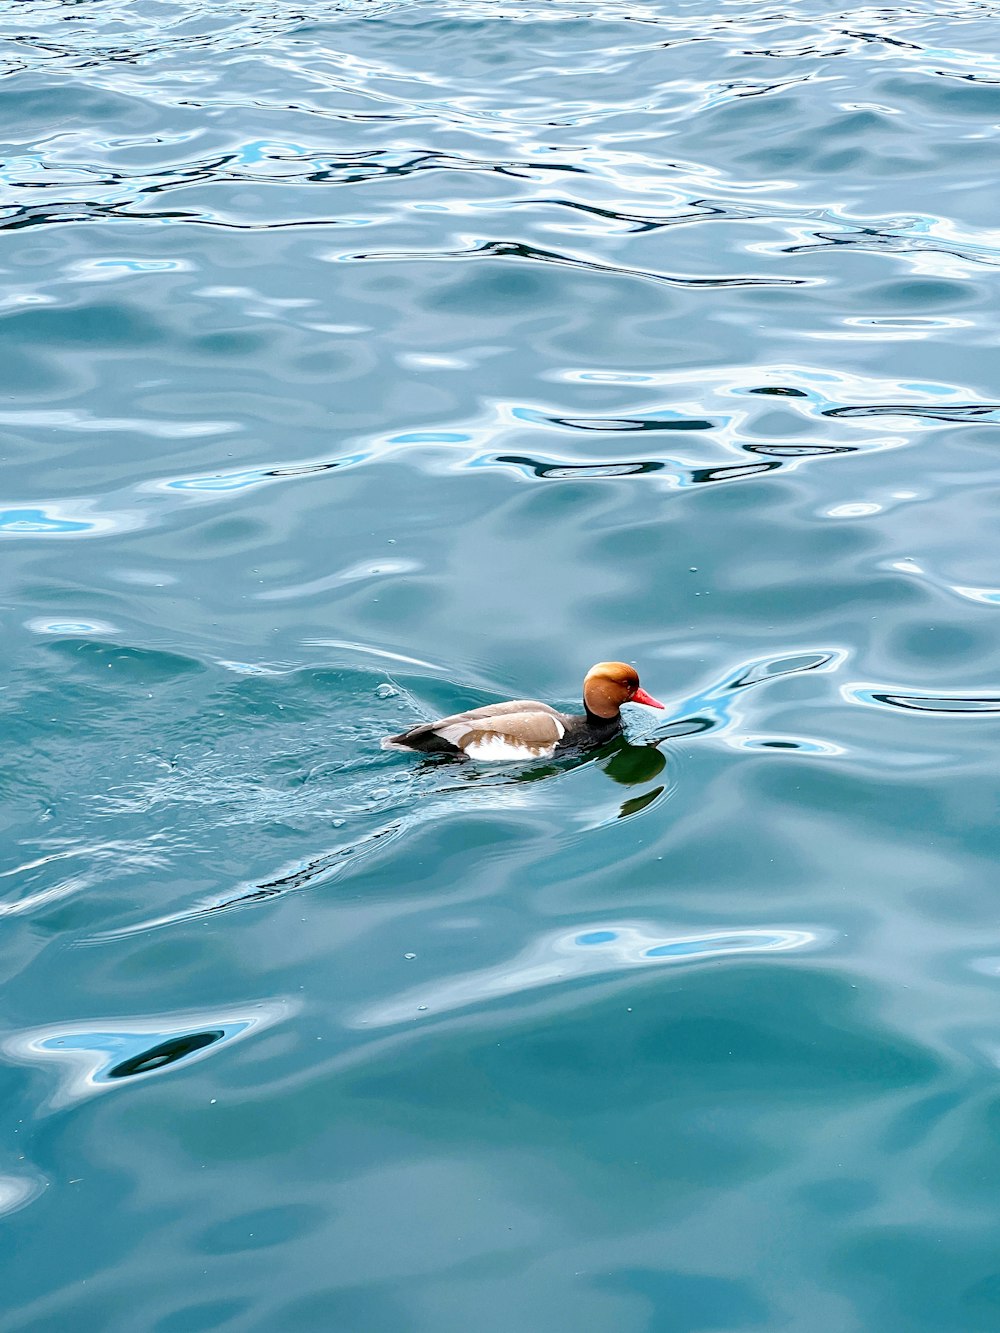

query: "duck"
xmin=381 ymin=661 xmax=665 ymax=761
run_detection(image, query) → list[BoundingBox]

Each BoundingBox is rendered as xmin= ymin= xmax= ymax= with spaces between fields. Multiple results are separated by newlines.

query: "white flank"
xmin=463 ymin=734 xmax=557 ymax=762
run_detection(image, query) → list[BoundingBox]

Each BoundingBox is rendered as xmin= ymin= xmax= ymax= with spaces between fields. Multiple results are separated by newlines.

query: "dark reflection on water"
xmin=535 ymin=413 xmax=716 ymax=433
xmin=851 ymin=688 xmax=1000 ymax=714
xmin=107 ymin=1030 xmax=224 ymax=1079
xmin=601 ymin=739 xmax=667 ymax=787
xmin=826 ymin=404 xmax=1000 ymax=424
xmin=616 ymin=786 xmax=664 ymax=818
xmin=349 ymin=237 xmax=811 ymax=290
xmin=744 ymin=442 xmax=855 ymax=458
xmin=495 ymin=454 xmax=666 ymax=479
xmin=731 ymin=652 xmax=838 ymax=690
xmin=691 ymin=459 xmax=780 ymax=484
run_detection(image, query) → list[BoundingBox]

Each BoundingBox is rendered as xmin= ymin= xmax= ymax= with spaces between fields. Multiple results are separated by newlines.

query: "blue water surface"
xmin=2 ymin=1 xmax=1000 ymax=1329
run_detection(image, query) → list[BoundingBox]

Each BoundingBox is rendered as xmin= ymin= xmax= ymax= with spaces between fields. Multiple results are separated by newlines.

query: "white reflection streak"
xmin=951 ymin=585 xmax=1000 ymax=606
xmin=256 ymin=558 xmax=420 ymax=601
xmin=0 ymin=1174 xmax=46 ymax=1219
xmin=0 ymin=874 xmax=93 ymax=918
xmin=0 ymin=408 xmax=237 ymax=438
xmin=889 ymin=557 xmax=1000 ymax=608
xmin=356 ymin=923 xmax=817 ymax=1028
xmin=300 ymin=640 xmax=447 ymax=671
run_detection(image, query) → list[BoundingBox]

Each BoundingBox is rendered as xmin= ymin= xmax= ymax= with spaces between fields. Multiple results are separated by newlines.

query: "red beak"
xmin=632 ymin=687 xmax=665 ymax=709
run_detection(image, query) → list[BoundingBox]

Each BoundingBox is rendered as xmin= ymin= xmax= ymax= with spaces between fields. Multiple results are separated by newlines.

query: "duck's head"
xmin=583 ymin=661 xmax=665 ymax=719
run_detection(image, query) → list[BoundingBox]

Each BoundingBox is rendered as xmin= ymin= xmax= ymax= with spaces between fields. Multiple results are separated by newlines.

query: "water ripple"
xmin=3 ymin=999 xmax=296 ymax=1111
xmin=3 ymin=0 xmax=1000 ymax=1319
xmin=651 ymin=650 xmax=846 ymax=745
xmin=357 ymin=922 xmax=821 ymax=1027
xmin=337 ymin=237 xmax=813 ymax=289
xmin=845 ymin=685 xmax=1000 ymax=715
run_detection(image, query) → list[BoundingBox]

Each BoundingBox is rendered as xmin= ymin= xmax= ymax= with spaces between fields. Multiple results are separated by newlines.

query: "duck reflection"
xmin=599 ymin=736 xmax=666 ymax=786
xmin=599 ymin=737 xmax=667 ymax=819
xmin=497 ymin=735 xmax=668 ymax=818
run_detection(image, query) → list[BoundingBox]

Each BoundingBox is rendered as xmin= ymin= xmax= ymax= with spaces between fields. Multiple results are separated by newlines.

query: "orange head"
xmin=582 ymin=662 xmax=665 ymax=719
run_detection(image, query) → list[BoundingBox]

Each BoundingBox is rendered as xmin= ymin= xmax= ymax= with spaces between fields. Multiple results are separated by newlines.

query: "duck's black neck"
xmin=562 ymin=708 xmax=622 ymax=747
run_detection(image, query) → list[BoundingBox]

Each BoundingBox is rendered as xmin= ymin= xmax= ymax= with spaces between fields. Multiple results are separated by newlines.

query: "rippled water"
xmin=3 ymin=0 xmax=1000 ymax=1327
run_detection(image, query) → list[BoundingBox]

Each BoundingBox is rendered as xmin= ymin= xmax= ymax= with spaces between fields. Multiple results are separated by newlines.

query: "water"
xmin=2 ymin=0 xmax=1000 ymax=1327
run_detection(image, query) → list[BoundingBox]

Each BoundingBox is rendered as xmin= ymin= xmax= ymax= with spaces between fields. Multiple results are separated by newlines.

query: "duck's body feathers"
xmin=381 ymin=662 xmax=664 ymax=762
xmin=382 ymin=700 xmax=567 ymax=759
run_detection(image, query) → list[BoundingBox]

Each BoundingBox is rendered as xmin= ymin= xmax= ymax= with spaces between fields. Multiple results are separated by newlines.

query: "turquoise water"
xmin=3 ymin=0 xmax=1000 ymax=1327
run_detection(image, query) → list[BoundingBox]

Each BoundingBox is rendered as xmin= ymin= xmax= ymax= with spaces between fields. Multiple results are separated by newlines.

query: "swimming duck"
xmin=381 ymin=661 xmax=665 ymax=761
